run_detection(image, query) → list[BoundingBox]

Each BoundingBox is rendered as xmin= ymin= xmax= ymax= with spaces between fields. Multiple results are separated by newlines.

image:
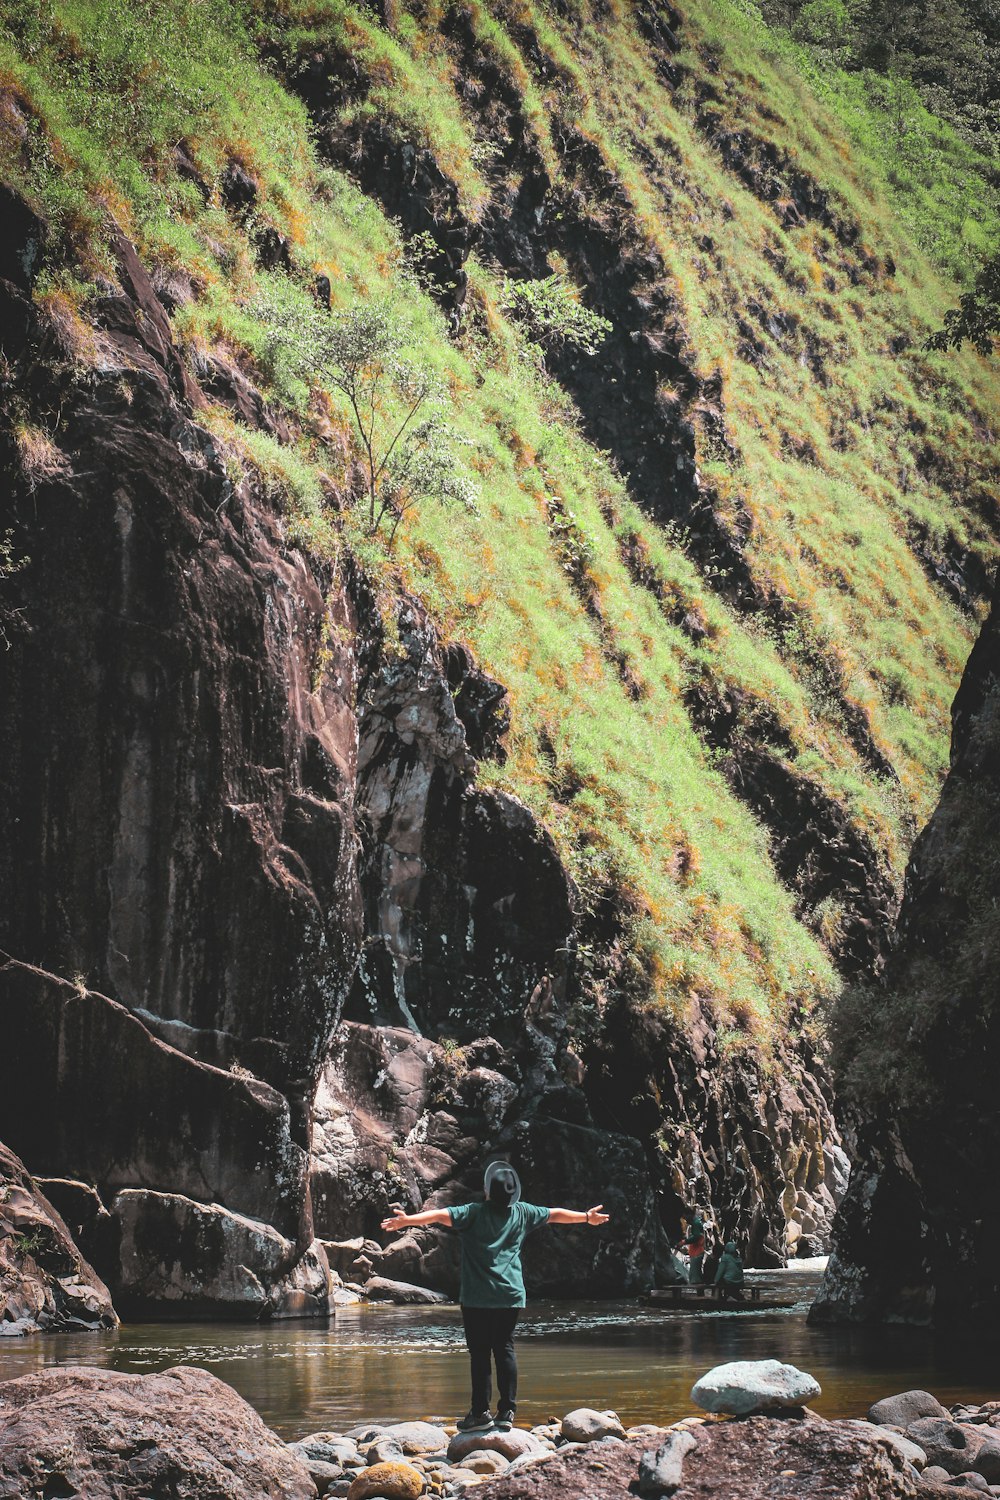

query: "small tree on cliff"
xmin=255 ymin=283 xmax=477 ymax=542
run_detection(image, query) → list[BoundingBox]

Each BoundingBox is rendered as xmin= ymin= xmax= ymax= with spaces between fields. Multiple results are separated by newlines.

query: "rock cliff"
xmin=812 ymin=579 xmax=1000 ymax=1328
xmin=0 ymin=185 xmax=846 ymax=1316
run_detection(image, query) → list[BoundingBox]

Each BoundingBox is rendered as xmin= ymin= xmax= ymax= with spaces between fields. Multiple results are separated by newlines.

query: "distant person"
xmin=381 ymin=1162 xmax=610 ymax=1433
xmin=714 ymin=1240 xmax=745 ymax=1301
xmin=677 ymin=1208 xmax=706 ymax=1284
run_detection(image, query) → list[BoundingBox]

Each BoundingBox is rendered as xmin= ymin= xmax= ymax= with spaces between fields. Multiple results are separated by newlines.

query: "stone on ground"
xmin=460 ymin=1450 xmax=510 ymax=1475
xmin=0 ymin=1364 xmax=316 ymax=1498
xmin=560 ymin=1408 xmax=626 ymax=1442
xmin=447 ymin=1429 xmax=540 ymax=1463
xmin=870 ymin=1392 xmax=950 ymax=1428
xmin=638 ymin=1430 xmax=699 ymax=1496
xmin=367 ymin=1437 xmax=406 ymax=1464
xmin=691 ymin=1358 xmax=821 ymax=1415
xmin=291 ymin=1434 xmax=365 ymax=1468
xmin=384 ymin=1423 xmax=452 ymax=1455
xmin=346 ymin=1460 xmax=425 ymax=1500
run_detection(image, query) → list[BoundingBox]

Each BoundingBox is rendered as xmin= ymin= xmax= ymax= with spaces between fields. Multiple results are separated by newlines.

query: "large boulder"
xmin=448 ymin=1430 xmax=542 ymax=1463
xmin=691 ymin=1359 xmax=821 ymax=1415
xmin=0 ymin=1142 xmax=117 ymax=1335
xmin=0 ymin=1364 xmax=317 ymax=1497
xmin=110 ymin=1187 xmax=331 ymax=1318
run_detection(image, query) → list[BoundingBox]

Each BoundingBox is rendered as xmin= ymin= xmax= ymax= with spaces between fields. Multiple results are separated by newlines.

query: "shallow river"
xmin=2 ymin=1267 xmax=996 ymax=1440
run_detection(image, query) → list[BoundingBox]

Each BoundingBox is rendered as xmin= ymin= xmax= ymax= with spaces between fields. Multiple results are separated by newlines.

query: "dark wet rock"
xmin=0 ymin=1364 xmax=317 ymax=1498
xmin=0 ymin=1141 xmax=117 ymax=1335
xmin=813 ymin=580 xmax=1000 ymax=1330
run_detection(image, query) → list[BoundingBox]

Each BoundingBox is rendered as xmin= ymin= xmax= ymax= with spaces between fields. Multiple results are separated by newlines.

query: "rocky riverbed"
xmin=4 ymin=1357 xmax=999 ymax=1499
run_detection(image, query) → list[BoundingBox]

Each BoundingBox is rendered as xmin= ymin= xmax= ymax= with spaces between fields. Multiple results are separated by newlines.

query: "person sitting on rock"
xmin=713 ymin=1240 xmax=745 ymax=1301
xmin=380 ymin=1161 xmax=609 ymax=1434
xmin=677 ymin=1209 xmax=706 ymax=1284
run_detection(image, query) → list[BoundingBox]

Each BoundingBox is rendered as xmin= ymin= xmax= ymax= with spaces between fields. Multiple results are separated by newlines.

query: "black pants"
xmin=461 ymin=1305 xmax=520 ymax=1414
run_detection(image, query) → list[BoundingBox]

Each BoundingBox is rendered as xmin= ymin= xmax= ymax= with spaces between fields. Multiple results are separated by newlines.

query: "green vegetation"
xmin=1 ymin=0 xmax=997 ymax=1056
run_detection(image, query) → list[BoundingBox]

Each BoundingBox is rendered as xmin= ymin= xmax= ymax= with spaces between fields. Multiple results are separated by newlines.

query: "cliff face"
xmin=0 ymin=0 xmax=997 ymax=1320
xmin=0 ymin=187 xmax=846 ymax=1313
xmin=812 ymin=581 xmax=1000 ymax=1328
xmin=0 ymin=203 xmax=363 ymax=1312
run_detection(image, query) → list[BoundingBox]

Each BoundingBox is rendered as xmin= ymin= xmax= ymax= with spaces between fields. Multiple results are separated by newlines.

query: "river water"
xmin=1 ymin=1266 xmax=996 ymax=1440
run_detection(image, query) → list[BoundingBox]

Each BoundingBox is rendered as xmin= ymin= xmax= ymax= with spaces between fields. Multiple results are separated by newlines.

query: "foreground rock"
xmin=467 ymin=1411 xmax=916 ymax=1499
xmin=561 ymin=1409 xmax=626 ymax=1443
xmin=0 ymin=1142 xmax=117 ymax=1335
xmin=691 ymin=1359 xmax=821 ymax=1415
xmin=0 ymin=1365 xmax=316 ymax=1498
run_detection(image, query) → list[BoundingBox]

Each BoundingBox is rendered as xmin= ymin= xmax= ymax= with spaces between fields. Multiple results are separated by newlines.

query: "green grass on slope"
xmin=1 ymin=0 xmax=997 ymax=1055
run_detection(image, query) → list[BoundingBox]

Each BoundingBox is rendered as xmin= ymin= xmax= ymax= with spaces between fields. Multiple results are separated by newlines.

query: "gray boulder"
xmin=691 ymin=1359 xmax=821 ymax=1415
xmin=366 ymin=1437 xmax=404 ymax=1465
xmin=561 ymin=1408 xmax=627 ymax=1443
xmin=870 ymin=1391 xmax=949 ymax=1427
xmin=638 ymin=1430 xmax=699 ymax=1496
xmin=291 ymin=1433 xmax=364 ymax=1468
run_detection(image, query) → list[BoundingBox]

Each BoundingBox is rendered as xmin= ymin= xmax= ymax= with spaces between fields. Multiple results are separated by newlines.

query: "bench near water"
xmin=645 ymin=1283 xmax=796 ymax=1311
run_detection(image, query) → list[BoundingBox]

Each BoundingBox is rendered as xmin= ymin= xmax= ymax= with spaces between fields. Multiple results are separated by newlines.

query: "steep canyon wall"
xmin=812 ymin=581 xmax=1000 ymax=1330
xmin=0 ymin=191 xmax=844 ymax=1316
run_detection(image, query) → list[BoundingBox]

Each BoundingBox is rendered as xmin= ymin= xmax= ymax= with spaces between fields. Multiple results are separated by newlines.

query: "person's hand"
xmin=585 ymin=1204 xmax=609 ymax=1226
xmin=381 ymin=1202 xmax=409 ymax=1233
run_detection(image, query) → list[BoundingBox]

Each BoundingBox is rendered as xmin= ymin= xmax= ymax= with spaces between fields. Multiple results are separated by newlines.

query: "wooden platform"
xmin=644 ymin=1283 xmax=796 ymax=1312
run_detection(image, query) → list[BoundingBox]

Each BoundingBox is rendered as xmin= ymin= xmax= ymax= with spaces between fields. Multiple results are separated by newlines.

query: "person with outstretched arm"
xmin=381 ymin=1162 xmax=609 ymax=1434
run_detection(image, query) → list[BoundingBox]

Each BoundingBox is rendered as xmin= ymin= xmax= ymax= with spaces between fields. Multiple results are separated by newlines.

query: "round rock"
xmin=561 ymin=1408 xmax=627 ymax=1443
xmin=347 ymin=1460 xmax=425 ymax=1500
xmin=384 ymin=1424 xmax=452 ymax=1456
xmin=691 ymin=1359 xmax=821 ymax=1416
xmin=869 ymin=1391 xmax=949 ymax=1428
xmin=447 ymin=1429 xmax=540 ymax=1463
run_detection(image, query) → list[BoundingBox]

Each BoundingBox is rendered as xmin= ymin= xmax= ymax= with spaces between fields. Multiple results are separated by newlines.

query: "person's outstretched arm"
xmin=547 ymin=1205 xmax=610 ymax=1226
xmin=381 ymin=1207 xmax=452 ymax=1231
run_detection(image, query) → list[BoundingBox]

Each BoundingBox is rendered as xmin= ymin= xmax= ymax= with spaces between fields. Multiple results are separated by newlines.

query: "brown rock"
xmin=470 ymin=1413 xmax=918 ymax=1498
xmin=0 ymin=1364 xmax=316 ymax=1497
xmin=907 ymin=1420 xmax=1000 ymax=1481
xmin=346 ymin=1461 xmax=424 ymax=1500
xmin=0 ymin=1141 xmax=117 ymax=1334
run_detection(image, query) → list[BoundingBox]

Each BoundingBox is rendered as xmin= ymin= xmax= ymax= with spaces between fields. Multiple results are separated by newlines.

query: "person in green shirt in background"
xmin=381 ymin=1162 xmax=610 ymax=1433
xmin=713 ymin=1240 xmax=745 ymax=1302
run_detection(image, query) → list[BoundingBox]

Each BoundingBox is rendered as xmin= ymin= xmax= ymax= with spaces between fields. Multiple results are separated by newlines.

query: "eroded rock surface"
xmin=0 ymin=204 xmax=361 ymax=1313
xmin=0 ymin=1142 xmax=116 ymax=1336
xmin=0 ymin=1364 xmax=317 ymax=1498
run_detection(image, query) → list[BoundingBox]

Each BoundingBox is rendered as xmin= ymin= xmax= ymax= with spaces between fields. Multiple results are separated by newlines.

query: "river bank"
xmin=2 ymin=1274 xmax=1000 ymax=1440
xmin=4 ymin=1361 xmax=999 ymax=1498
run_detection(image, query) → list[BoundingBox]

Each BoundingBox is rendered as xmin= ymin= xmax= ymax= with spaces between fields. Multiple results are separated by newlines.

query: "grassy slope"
xmin=1 ymin=0 xmax=997 ymax=1053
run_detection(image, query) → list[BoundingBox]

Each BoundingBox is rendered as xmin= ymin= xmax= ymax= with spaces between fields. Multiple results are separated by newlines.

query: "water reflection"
xmin=0 ymin=1268 xmax=995 ymax=1439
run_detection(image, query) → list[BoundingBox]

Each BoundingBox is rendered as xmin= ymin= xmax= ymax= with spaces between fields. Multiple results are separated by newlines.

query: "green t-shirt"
xmin=448 ymin=1201 xmax=550 ymax=1307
